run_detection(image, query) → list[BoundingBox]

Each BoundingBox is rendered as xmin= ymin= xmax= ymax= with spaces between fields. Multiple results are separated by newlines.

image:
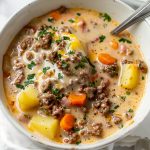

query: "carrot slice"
xmin=98 ymin=53 xmax=117 ymax=65
xmin=109 ymin=40 xmax=119 ymax=50
xmin=60 ymin=114 xmax=75 ymax=131
xmin=50 ymin=11 xmax=61 ymax=20
xmin=68 ymin=92 xmax=86 ymax=106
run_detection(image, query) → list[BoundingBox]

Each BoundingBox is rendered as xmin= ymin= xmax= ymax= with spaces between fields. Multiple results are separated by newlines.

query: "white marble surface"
xmin=0 ymin=0 xmax=150 ymax=149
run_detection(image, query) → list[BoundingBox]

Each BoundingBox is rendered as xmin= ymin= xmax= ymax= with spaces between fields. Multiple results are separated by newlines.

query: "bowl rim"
xmin=0 ymin=0 xmax=150 ymax=149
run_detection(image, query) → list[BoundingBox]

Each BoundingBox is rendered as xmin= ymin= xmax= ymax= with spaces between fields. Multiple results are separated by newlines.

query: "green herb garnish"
xmin=99 ymin=35 xmax=106 ymax=43
xmin=61 ymin=60 xmax=69 ymax=68
xmin=100 ymin=13 xmax=111 ymax=22
xmin=68 ymin=18 xmax=75 ymax=23
xmin=43 ymin=67 xmax=50 ymax=74
xmin=16 ymin=84 xmax=25 ymax=90
xmin=119 ymin=38 xmax=132 ymax=44
xmin=89 ymin=82 xmax=96 ymax=87
xmin=24 ymin=80 xmax=34 ymax=86
xmin=126 ymin=91 xmax=131 ymax=95
xmin=63 ymin=36 xmax=70 ymax=40
xmin=68 ymin=50 xmax=75 ymax=55
xmin=58 ymin=73 xmax=63 ymax=79
xmin=48 ymin=17 xmax=54 ymax=22
xmin=119 ymin=96 xmax=126 ymax=101
xmin=142 ymin=76 xmax=145 ymax=80
xmin=52 ymin=88 xmax=60 ymax=95
xmin=76 ymin=141 xmax=81 ymax=145
xmin=27 ymin=74 xmax=35 ymax=80
xmin=28 ymin=61 xmax=36 ymax=70
xmin=76 ymin=12 xmax=81 ymax=16
xmin=73 ymin=127 xmax=80 ymax=132
xmin=128 ymin=108 xmax=134 ymax=113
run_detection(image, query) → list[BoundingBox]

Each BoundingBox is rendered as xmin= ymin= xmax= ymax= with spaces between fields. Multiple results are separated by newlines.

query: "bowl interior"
xmin=0 ymin=0 xmax=150 ymax=149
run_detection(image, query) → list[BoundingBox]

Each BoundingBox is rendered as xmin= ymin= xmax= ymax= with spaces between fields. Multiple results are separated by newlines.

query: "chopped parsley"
xmin=68 ymin=50 xmax=75 ymax=55
xmin=76 ymin=141 xmax=81 ymax=145
xmin=128 ymin=108 xmax=134 ymax=113
xmin=119 ymin=38 xmax=132 ymax=44
xmin=57 ymin=53 xmax=62 ymax=59
xmin=76 ymin=12 xmax=81 ymax=16
xmin=28 ymin=61 xmax=36 ymax=70
xmin=52 ymin=88 xmax=60 ymax=95
xmin=68 ymin=18 xmax=75 ymax=23
xmin=58 ymin=73 xmax=63 ymax=79
xmin=91 ymin=68 xmax=97 ymax=74
xmin=24 ymin=80 xmax=34 ymax=86
xmin=73 ymin=127 xmax=80 ymax=132
xmin=27 ymin=74 xmax=35 ymax=80
xmin=119 ymin=95 xmax=126 ymax=101
xmin=89 ymin=82 xmax=96 ymax=87
xmin=100 ymin=13 xmax=111 ymax=22
xmin=142 ymin=76 xmax=145 ymax=80
xmin=61 ymin=60 xmax=69 ymax=68
xmin=99 ymin=35 xmax=106 ymax=43
xmin=55 ymin=39 xmax=62 ymax=44
xmin=119 ymin=124 xmax=124 ymax=129
xmin=48 ymin=17 xmax=54 ymax=22
xmin=63 ymin=36 xmax=70 ymax=40
xmin=126 ymin=91 xmax=131 ymax=95
xmin=42 ymin=67 xmax=50 ymax=74
xmin=114 ymin=105 xmax=119 ymax=109
xmin=16 ymin=84 xmax=25 ymax=90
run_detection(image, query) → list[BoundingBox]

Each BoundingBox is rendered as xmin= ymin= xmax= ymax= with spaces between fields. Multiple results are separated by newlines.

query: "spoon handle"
xmin=111 ymin=0 xmax=150 ymax=35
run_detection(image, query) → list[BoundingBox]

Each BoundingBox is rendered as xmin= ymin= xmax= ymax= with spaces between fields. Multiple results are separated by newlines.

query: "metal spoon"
xmin=111 ymin=0 xmax=150 ymax=35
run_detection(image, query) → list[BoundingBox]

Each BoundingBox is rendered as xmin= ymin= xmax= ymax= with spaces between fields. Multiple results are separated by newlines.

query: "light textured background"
xmin=0 ymin=0 xmax=150 ymax=149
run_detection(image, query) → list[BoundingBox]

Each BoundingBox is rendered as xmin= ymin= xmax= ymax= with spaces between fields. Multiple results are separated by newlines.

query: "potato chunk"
xmin=18 ymin=85 xmax=39 ymax=112
xmin=28 ymin=115 xmax=59 ymax=140
xmin=120 ymin=64 xmax=139 ymax=89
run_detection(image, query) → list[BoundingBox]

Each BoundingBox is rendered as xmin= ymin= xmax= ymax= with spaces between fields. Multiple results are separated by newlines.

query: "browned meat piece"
xmin=125 ymin=111 xmax=133 ymax=120
xmin=24 ymin=25 xmax=36 ymax=35
xmin=79 ymin=70 xmax=89 ymax=84
xmin=38 ymin=34 xmax=52 ymax=49
xmin=18 ymin=114 xmax=31 ymax=124
xmin=83 ymin=87 xmax=96 ymax=99
xmin=58 ymin=26 xmax=72 ymax=34
xmin=99 ymin=98 xmax=111 ymax=115
xmin=20 ymin=37 xmax=34 ymax=50
xmin=90 ymin=122 xmax=103 ymax=136
xmin=26 ymin=51 xmax=34 ymax=61
xmin=102 ymin=63 xmax=119 ymax=77
xmin=47 ymin=51 xmax=58 ymax=62
xmin=12 ymin=71 xmax=25 ymax=85
xmin=77 ymin=20 xmax=87 ymax=32
xmin=39 ymin=79 xmax=52 ymax=93
xmin=13 ymin=61 xmax=25 ymax=71
xmin=63 ymin=131 xmax=80 ymax=144
xmin=52 ymin=105 xmax=64 ymax=117
xmin=112 ymin=116 xmax=122 ymax=124
xmin=137 ymin=60 xmax=148 ymax=73
xmin=39 ymin=93 xmax=56 ymax=106
xmin=121 ymin=58 xmax=133 ymax=64
xmin=58 ymin=6 xmax=68 ymax=14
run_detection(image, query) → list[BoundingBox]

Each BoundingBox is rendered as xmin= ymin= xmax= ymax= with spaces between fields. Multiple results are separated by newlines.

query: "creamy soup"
xmin=3 ymin=7 xmax=148 ymax=145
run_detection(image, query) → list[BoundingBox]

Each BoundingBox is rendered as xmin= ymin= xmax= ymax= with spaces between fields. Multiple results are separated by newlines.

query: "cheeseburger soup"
xmin=3 ymin=7 xmax=148 ymax=144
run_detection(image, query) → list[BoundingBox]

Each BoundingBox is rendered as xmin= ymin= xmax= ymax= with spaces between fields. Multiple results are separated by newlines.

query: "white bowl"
xmin=0 ymin=0 xmax=150 ymax=149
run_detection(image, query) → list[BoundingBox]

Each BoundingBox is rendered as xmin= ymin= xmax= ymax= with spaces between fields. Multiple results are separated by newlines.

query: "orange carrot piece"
xmin=60 ymin=114 xmax=75 ymax=131
xmin=98 ymin=53 xmax=117 ymax=65
xmin=50 ymin=11 xmax=61 ymax=20
xmin=109 ymin=41 xmax=119 ymax=50
xmin=68 ymin=92 xmax=86 ymax=106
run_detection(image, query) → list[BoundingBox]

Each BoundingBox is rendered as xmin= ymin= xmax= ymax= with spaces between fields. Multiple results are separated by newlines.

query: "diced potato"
xmin=18 ymin=85 xmax=39 ymax=112
xmin=120 ymin=64 xmax=139 ymax=89
xmin=28 ymin=115 xmax=59 ymax=140
xmin=69 ymin=34 xmax=83 ymax=50
xmin=62 ymin=33 xmax=83 ymax=51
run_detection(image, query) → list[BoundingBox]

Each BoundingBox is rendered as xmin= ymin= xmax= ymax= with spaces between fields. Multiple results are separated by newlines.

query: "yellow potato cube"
xmin=120 ymin=64 xmax=139 ymax=89
xmin=18 ymin=85 xmax=39 ymax=112
xmin=28 ymin=115 xmax=59 ymax=140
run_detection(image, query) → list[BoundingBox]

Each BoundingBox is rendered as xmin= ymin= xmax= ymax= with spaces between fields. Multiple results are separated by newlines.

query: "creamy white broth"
xmin=3 ymin=7 xmax=147 ymax=144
